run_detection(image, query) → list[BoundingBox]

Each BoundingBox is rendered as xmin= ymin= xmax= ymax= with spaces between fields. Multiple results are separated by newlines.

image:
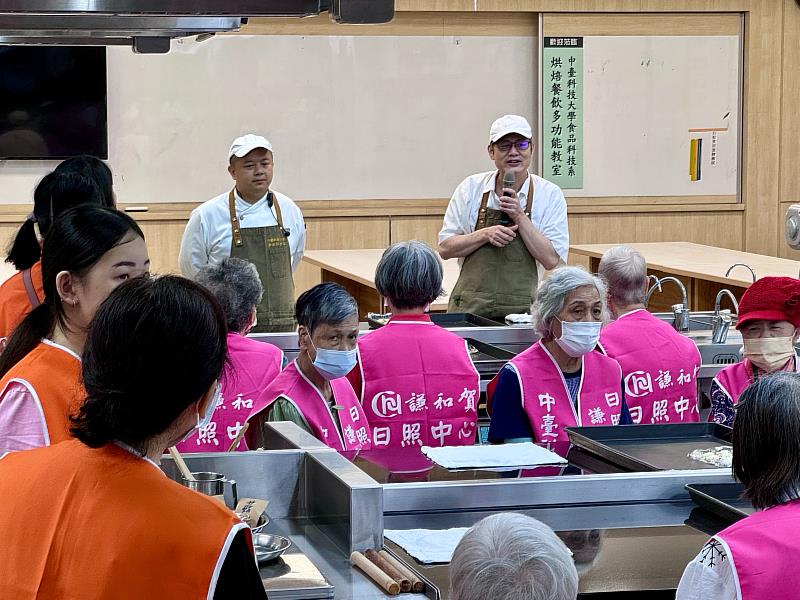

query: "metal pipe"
xmin=725 ymin=263 xmax=756 ymax=283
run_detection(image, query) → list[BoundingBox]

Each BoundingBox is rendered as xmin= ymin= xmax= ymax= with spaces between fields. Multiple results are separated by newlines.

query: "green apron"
xmin=228 ymin=190 xmax=295 ymax=333
xmin=448 ymin=176 xmax=538 ymax=322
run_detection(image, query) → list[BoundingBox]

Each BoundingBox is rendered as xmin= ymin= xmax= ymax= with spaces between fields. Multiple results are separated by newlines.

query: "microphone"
xmin=500 ymin=170 xmax=516 ymax=226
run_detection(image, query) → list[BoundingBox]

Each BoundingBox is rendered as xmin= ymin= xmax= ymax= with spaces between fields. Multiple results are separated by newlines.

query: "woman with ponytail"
xmin=0 ymin=205 xmax=149 ymax=452
xmin=55 ymin=154 xmax=116 ymax=208
xmin=0 ymin=170 xmax=104 ymax=341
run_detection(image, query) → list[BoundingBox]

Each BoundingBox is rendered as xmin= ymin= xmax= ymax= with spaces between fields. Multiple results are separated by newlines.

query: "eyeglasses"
xmin=494 ymin=139 xmax=532 ymax=152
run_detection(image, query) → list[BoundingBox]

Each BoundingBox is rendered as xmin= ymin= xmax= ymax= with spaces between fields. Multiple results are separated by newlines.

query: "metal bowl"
xmin=253 ymin=534 xmax=291 ymax=563
xmin=249 ymin=513 xmax=270 ymax=535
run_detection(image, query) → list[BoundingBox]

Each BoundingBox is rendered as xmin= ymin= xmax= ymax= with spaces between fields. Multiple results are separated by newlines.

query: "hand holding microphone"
xmin=499 ymin=170 xmax=517 ymax=226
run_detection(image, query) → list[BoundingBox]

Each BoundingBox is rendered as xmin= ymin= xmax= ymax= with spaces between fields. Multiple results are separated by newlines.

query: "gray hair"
xmin=374 ymin=240 xmax=444 ymax=310
xmin=295 ymin=282 xmax=358 ymax=333
xmin=532 ymin=266 xmax=609 ymax=341
xmin=195 ymin=258 xmax=262 ymax=333
xmin=449 ymin=513 xmax=579 ymax=600
xmin=597 ymin=246 xmax=648 ymax=306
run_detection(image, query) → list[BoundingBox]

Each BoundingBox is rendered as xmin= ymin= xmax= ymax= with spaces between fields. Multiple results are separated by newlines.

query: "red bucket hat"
xmin=736 ymin=276 xmax=800 ymax=329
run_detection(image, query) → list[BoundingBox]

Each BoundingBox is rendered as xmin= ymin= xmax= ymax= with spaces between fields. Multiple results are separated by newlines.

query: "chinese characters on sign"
xmin=543 ymin=37 xmax=584 ymax=189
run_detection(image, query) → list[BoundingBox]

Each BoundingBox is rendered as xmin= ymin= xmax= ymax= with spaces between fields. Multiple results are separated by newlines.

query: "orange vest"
xmin=0 ymin=261 xmax=43 ymax=340
xmin=0 ymin=440 xmax=248 ymax=600
xmin=0 ymin=341 xmax=83 ymax=444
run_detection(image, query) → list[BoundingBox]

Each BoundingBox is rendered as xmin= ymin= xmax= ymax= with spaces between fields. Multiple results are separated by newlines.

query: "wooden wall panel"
xmin=390 ymin=216 xmax=443 ymax=247
xmin=780 ymin=0 xmax=800 ymax=210
xmin=542 ymin=12 xmax=741 ymax=35
xmin=741 ymin=3 xmax=783 ymax=255
xmin=135 ymin=221 xmax=184 ymax=275
xmin=567 ymin=211 xmax=744 ymax=267
xmin=242 ymin=12 xmax=537 ymax=36
xmin=294 ymin=216 xmax=391 ymax=297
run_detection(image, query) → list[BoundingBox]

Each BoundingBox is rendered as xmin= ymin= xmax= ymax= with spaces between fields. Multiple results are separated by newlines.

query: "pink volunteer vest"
xmin=247 ymin=361 xmax=372 ymax=452
xmin=716 ymin=500 xmax=800 ymax=600
xmin=713 ymin=362 xmax=753 ymax=409
xmin=357 ymin=315 xmax=480 ymax=449
xmin=712 ymin=355 xmax=799 ymax=413
xmin=496 ymin=342 xmax=623 ymax=450
xmin=177 ymin=333 xmax=283 ymax=452
xmin=600 ymin=309 xmax=701 ymax=425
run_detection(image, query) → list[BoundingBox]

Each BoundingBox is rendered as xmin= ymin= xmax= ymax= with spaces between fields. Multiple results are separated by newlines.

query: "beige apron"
xmin=448 ymin=176 xmax=538 ymax=321
xmin=228 ymin=190 xmax=295 ymax=333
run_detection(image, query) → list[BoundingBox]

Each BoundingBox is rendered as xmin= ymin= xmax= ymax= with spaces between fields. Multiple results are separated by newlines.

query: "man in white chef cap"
xmin=179 ymin=133 xmax=306 ymax=332
xmin=439 ymin=115 xmax=568 ymax=321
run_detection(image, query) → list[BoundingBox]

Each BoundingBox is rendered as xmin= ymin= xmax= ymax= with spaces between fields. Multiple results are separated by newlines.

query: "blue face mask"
xmin=197 ymin=383 xmax=221 ymax=431
xmin=309 ymin=336 xmax=358 ymax=380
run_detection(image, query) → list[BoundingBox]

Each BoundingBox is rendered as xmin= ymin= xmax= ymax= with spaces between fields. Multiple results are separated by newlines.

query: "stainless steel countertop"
xmin=384 ymin=501 xmax=709 ymax=597
xmin=267 ymin=518 xmax=433 ymax=600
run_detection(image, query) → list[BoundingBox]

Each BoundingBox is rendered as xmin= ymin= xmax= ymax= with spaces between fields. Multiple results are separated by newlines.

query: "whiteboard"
xmin=0 ymin=34 xmax=535 ymax=204
xmin=563 ymin=35 xmax=740 ymax=197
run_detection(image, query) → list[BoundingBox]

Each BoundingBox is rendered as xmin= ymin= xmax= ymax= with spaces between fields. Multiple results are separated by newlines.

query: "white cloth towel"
xmin=504 ymin=313 xmax=532 ymax=324
xmin=421 ymin=442 xmax=567 ymax=470
xmin=384 ymin=528 xmax=470 ymax=564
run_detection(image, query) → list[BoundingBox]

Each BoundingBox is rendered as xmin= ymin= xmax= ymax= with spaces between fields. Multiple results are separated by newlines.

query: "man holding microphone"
xmin=439 ymin=115 xmax=569 ymax=321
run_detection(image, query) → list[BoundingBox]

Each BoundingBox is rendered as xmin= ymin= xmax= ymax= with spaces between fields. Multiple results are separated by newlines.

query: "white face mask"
xmin=555 ymin=319 xmax=602 ymax=357
xmin=742 ymin=336 xmax=796 ymax=373
xmin=309 ymin=336 xmax=358 ymax=380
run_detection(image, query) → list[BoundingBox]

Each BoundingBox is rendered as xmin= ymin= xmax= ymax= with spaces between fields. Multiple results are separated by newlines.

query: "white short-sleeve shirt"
xmin=179 ymin=189 xmax=306 ymax=279
xmin=676 ymin=538 xmax=738 ymax=600
xmin=438 ymin=171 xmax=569 ymax=264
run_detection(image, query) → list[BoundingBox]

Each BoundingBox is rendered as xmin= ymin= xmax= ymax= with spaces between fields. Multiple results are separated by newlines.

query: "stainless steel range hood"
xmin=0 ymin=0 xmax=394 ymax=53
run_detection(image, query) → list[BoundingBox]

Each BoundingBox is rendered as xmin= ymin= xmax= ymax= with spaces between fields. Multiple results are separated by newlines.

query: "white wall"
xmin=0 ymin=34 xmax=536 ymax=205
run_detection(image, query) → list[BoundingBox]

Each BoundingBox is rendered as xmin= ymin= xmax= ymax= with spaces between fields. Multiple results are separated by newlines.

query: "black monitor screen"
xmin=0 ymin=46 xmax=108 ymax=159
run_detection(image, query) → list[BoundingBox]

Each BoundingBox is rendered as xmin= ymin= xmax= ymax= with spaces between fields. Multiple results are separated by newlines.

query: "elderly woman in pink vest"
xmin=176 ymin=258 xmax=284 ymax=452
xmin=488 ymin=266 xmax=631 ymax=450
xmin=245 ymin=283 xmax=371 ymax=452
xmin=347 ymin=241 xmax=480 ymax=450
xmin=677 ymin=372 xmax=800 ymax=599
xmin=709 ymin=276 xmax=800 ymax=427
xmin=598 ymin=246 xmax=701 ymax=425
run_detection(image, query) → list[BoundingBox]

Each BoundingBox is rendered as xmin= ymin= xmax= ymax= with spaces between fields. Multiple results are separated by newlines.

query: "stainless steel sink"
xmin=696 ymin=344 xmax=741 ymax=366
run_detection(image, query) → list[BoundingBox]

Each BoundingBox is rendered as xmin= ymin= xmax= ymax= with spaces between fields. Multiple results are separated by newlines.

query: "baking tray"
xmin=686 ymin=482 xmax=752 ymax=525
xmin=565 ymin=423 xmax=733 ymax=472
xmin=367 ymin=312 xmax=503 ymax=329
xmin=464 ymin=338 xmax=516 ymax=377
xmin=430 ymin=313 xmax=504 ymax=328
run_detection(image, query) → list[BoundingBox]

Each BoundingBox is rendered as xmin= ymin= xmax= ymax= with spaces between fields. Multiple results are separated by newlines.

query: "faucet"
xmin=645 ymin=276 xmax=690 ymax=332
xmin=725 ymin=263 xmax=756 ymax=283
xmin=714 ymin=289 xmax=739 ymax=316
xmin=711 ymin=289 xmax=739 ymax=344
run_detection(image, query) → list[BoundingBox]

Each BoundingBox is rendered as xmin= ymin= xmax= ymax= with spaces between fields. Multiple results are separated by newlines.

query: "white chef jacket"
xmin=438 ymin=171 xmax=569 ymax=266
xmin=179 ymin=189 xmax=306 ymax=279
xmin=675 ymin=539 xmax=738 ymax=600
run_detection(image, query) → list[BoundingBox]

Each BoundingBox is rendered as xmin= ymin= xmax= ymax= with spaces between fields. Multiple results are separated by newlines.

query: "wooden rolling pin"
xmin=350 ymin=551 xmax=400 ymax=595
xmin=379 ymin=550 xmax=425 ymax=593
xmin=365 ymin=549 xmax=411 ymax=592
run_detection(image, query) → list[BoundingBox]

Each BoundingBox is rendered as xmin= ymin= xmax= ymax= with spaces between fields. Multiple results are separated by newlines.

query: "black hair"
xmin=71 ymin=275 xmax=228 ymax=450
xmin=5 ymin=170 xmax=103 ymax=271
xmin=295 ymin=282 xmax=358 ymax=334
xmin=55 ymin=155 xmax=115 ymax=208
xmin=0 ymin=206 xmax=144 ymax=379
xmin=733 ymin=371 xmax=800 ymax=509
